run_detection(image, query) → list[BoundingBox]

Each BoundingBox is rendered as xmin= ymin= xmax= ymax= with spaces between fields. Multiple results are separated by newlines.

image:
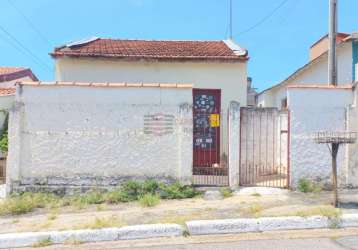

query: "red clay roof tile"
xmin=0 ymin=67 xmax=38 ymax=82
xmin=51 ymin=39 xmax=248 ymax=61
xmin=0 ymin=88 xmax=15 ymax=96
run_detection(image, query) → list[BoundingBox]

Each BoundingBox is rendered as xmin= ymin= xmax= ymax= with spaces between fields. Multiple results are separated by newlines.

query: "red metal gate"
xmin=239 ymin=107 xmax=290 ymax=188
xmin=192 ymin=89 xmax=228 ymax=186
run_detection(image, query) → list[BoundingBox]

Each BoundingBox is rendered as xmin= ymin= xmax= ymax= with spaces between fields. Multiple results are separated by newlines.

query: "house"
xmin=51 ymin=38 xmax=249 ymax=171
xmin=0 ymin=67 xmax=37 ymax=132
xmin=4 ymin=38 xmax=252 ymax=193
xmin=0 ymin=67 xmax=38 ymax=88
xmin=51 ymin=38 xmax=249 ymax=110
xmin=257 ymin=32 xmax=358 ymax=109
xmin=255 ymin=32 xmax=358 ymax=187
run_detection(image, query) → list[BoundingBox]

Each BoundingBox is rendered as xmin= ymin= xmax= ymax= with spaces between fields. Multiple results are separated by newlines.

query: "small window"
xmin=281 ymin=98 xmax=287 ymax=110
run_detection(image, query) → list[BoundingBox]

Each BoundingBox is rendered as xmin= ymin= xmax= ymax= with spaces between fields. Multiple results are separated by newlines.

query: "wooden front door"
xmin=193 ymin=89 xmax=221 ymax=168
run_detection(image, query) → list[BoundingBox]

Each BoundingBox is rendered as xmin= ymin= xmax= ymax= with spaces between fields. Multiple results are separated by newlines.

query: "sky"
xmin=0 ymin=0 xmax=357 ymax=91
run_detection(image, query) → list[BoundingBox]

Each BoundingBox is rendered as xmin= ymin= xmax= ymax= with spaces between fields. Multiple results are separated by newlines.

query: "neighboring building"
xmin=246 ymin=77 xmax=257 ymax=107
xmin=0 ymin=67 xmax=38 ymax=88
xmin=0 ymin=67 xmax=37 ymax=160
xmin=257 ymin=32 xmax=358 ymax=109
xmin=0 ymin=67 xmax=38 ymax=130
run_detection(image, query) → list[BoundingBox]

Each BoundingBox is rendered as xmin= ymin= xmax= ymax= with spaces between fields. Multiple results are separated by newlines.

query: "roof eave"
xmin=50 ymin=53 xmax=249 ymax=62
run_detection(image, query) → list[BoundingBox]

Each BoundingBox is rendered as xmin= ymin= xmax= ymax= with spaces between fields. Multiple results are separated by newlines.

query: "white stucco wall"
xmin=7 ymin=84 xmax=193 ymax=193
xmin=347 ymin=85 xmax=358 ymax=187
xmin=288 ymin=87 xmax=353 ymax=187
xmin=55 ymin=58 xmax=248 ymax=109
xmin=258 ymin=42 xmax=353 ymax=109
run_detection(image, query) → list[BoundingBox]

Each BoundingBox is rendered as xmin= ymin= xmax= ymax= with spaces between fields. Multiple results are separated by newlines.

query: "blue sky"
xmin=0 ymin=0 xmax=357 ymax=91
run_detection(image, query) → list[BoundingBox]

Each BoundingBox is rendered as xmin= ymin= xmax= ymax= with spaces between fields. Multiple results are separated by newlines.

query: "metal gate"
xmin=239 ymin=107 xmax=290 ymax=188
xmin=192 ymin=89 xmax=228 ymax=186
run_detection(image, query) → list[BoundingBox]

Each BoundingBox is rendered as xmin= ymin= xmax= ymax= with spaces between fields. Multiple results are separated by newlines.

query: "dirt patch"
xmin=0 ymin=190 xmax=357 ymax=234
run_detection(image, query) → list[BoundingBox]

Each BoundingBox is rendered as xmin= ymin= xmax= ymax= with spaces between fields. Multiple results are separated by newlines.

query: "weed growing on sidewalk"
xmin=251 ymin=192 xmax=261 ymax=197
xmin=0 ymin=181 xmax=199 ymax=216
xmin=297 ymin=178 xmax=322 ymax=193
xmin=295 ymin=205 xmax=341 ymax=218
xmin=32 ymin=237 xmax=53 ymax=248
xmin=139 ymin=193 xmax=160 ymax=207
xmin=77 ymin=216 xmax=123 ymax=229
xmin=219 ymin=187 xmax=233 ymax=198
xmin=64 ymin=237 xmax=83 ymax=245
xmin=248 ymin=203 xmax=263 ymax=218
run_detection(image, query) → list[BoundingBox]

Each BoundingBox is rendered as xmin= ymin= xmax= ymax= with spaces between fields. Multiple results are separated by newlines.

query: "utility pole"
xmin=328 ymin=0 xmax=338 ymax=86
xmin=229 ymin=0 xmax=233 ymax=40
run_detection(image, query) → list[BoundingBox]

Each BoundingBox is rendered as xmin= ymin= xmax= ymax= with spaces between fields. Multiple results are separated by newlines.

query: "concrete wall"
xmin=258 ymin=41 xmax=353 ymax=109
xmin=288 ymin=87 xmax=353 ymax=187
xmin=7 ymin=84 xmax=193 ymax=194
xmin=347 ymin=85 xmax=358 ymax=187
xmin=228 ymin=101 xmax=240 ymax=188
xmin=55 ymin=58 xmax=248 ymax=109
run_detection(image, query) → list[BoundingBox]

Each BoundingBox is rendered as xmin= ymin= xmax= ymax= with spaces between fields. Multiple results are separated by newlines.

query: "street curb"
xmin=0 ymin=215 xmax=358 ymax=248
xmin=0 ymin=224 xmax=184 ymax=249
xmin=186 ymin=214 xmax=358 ymax=235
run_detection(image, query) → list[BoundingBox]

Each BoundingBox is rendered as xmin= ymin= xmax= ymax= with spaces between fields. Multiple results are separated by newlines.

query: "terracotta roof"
xmin=0 ymin=67 xmax=38 ymax=82
xmin=18 ymin=81 xmax=193 ymax=89
xmin=51 ymin=38 xmax=248 ymax=62
xmin=0 ymin=88 xmax=15 ymax=96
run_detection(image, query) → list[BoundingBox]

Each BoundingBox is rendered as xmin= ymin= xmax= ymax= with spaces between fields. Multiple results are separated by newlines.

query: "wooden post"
xmin=331 ymin=143 xmax=339 ymax=207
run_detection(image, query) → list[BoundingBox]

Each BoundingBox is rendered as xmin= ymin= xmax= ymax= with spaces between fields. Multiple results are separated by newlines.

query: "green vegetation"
xmin=297 ymin=178 xmax=322 ymax=193
xmin=248 ymin=203 xmax=263 ymax=218
xmin=0 ymin=180 xmax=199 ymax=216
xmin=0 ymin=112 xmax=8 ymax=153
xmin=219 ymin=187 xmax=233 ymax=198
xmin=64 ymin=237 xmax=83 ymax=245
xmin=80 ymin=216 xmax=122 ymax=229
xmin=139 ymin=193 xmax=160 ymax=207
xmin=159 ymin=182 xmax=199 ymax=199
xmin=251 ymin=192 xmax=261 ymax=197
xmin=295 ymin=205 xmax=341 ymax=219
xmin=32 ymin=237 xmax=53 ymax=248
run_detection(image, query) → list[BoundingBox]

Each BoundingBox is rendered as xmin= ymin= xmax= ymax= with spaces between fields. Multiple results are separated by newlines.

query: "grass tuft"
xmin=248 ymin=203 xmax=263 ymax=218
xmin=297 ymin=178 xmax=322 ymax=193
xmin=219 ymin=187 xmax=233 ymax=198
xmin=0 ymin=181 xmax=199 ymax=216
xmin=32 ymin=237 xmax=53 ymax=248
xmin=295 ymin=205 xmax=341 ymax=219
xmin=64 ymin=237 xmax=83 ymax=245
xmin=251 ymin=192 xmax=261 ymax=197
xmin=78 ymin=216 xmax=123 ymax=229
xmin=139 ymin=193 xmax=160 ymax=207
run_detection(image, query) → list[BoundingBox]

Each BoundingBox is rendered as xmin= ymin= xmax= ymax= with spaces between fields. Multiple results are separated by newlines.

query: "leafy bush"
xmin=219 ymin=187 xmax=233 ymax=198
xmin=297 ymin=178 xmax=322 ymax=193
xmin=142 ymin=179 xmax=159 ymax=194
xmin=120 ymin=180 xmax=144 ymax=201
xmin=139 ymin=193 xmax=160 ymax=207
xmin=159 ymin=182 xmax=198 ymax=199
